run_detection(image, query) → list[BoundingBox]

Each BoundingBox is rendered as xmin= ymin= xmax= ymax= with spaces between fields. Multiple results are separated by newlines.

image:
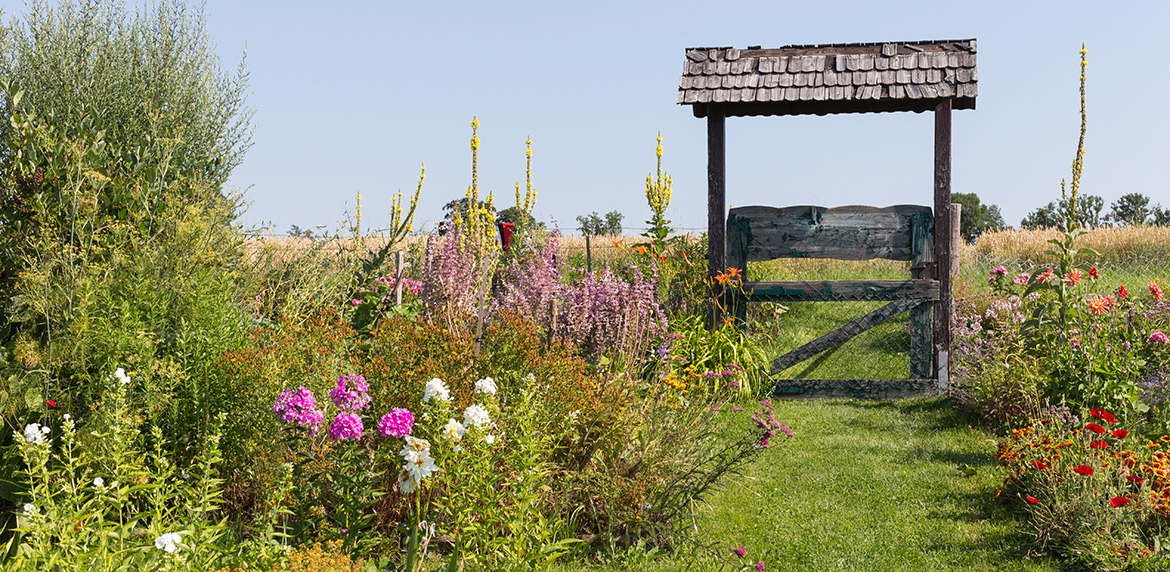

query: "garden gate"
xmin=676 ymin=39 xmax=979 ymax=398
xmin=725 ymin=204 xmax=937 ymax=398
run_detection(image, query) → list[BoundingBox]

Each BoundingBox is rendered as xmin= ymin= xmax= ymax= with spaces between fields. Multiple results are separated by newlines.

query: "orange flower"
xmin=1150 ymin=282 xmax=1164 ymax=302
xmin=1087 ymin=296 xmax=1111 ymax=315
xmin=1064 ymin=269 xmax=1083 ymax=286
xmin=1036 ymin=268 xmax=1056 ymax=284
xmin=611 ymin=238 xmax=626 ymax=249
xmin=635 ymin=245 xmax=648 ymax=255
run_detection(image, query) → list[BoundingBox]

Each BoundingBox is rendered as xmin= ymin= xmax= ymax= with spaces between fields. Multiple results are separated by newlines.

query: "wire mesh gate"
xmin=726 ymin=205 xmax=942 ymax=399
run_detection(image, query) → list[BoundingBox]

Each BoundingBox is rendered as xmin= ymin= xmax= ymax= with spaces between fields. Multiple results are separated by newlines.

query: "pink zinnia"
xmin=1036 ymin=268 xmax=1055 ymax=284
xmin=1064 ymin=269 xmax=1083 ymax=286
xmin=1151 ymin=282 xmax=1165 ymax=302
xmin=1149 ymin=330 xmax=1169 ymax=344
xmin=378 ymin=408 xmax=414 ymax=438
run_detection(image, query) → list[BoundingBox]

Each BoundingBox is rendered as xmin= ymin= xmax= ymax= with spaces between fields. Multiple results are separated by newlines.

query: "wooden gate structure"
xmin=677 ymin=39 xmax=978 ymax=398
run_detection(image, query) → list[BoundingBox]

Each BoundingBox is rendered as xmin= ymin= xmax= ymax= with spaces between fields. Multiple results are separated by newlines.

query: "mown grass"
xmin=561 ymin=397 xmax=1061 ymax=572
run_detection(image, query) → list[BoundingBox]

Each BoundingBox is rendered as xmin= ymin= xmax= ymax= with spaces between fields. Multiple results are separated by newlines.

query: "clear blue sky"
xmin=13 ymin=0 xmax=1169 ymax=234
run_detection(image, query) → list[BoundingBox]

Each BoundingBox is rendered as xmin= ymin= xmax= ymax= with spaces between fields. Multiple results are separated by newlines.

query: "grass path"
xmin=565 ymin=397 xmax=1063 ymax=571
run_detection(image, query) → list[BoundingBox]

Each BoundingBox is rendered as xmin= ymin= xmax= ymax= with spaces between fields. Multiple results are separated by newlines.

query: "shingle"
xmin=813 ymin=86 xmax=826 ymax=100
xmin=866 ymin=70 xmax=879 ymax=85
xmin=911 ymin=69 xmax=925 ymax=83
xmin=807 ymin=56 xmax=824 ymax=72
xmin=813 ymin=74 xmax=823 ymax=87
xmin=729 ymin=88 xmax=742 ymax=102
xmin=890 ymin=85 xmax=905 ymax=99
xmin=957 ymin=68 xmax=972 ymax=83
xmin=730 ymin=60 xmax=743 ymax=74
xmin=779 ymin=74 xmax=793 ymax=87
xmin=881 ymin=43 xmax=898 ymax=57
xmin=948 ymin=53 xmax=960 ymax=68
xmin=920 ymin=84 xmax=938 ymax=98
xmin=713 ymin=89 xmax=729 ymax=103
xmin=824 ymin=72 xmax=837 ymax=87
xmin=759 ymin=58 xmax=773 ymax=74
xmin=784 ymin=87 xmax=799 ymax=101
xmin=799 ymin=86 xmax=813 ymax=100
xmin=775 ymin=57 xmax=788 ymax=73
xmin=963 ymin=53 xmax=976 ymax=68
xmin=927 ymin=69 xmax=941 ymax=83
xmin=847 ymin=54 xmax=860 ymax=71
xmin=794 ymin=73 xmax=808 ymax=87
xmin=896 ymin=69 xmax=911 ymax=83
xmin=733 ymin=75 xmax=746 ymax=88
xmin=721 ymin=76 xmax=734 ymax=88
xmin=678 ymin=91 xmax=686 ymax=104
xmin=726 ymin=49 xmax=741 ymax=61
xmin=747 ymin=75 xmax=760 ymax=88
xmin=763 ymin=74 xmax=779 ymax=88
xmin=703 ymin=61 xmax=717 ymax=74
xmin=687 ymin=49 xmax=707 ymax=62
xmin=876 ymin=57 xmax=889 ymax=70
xmin=881 ymin=70 xmax=895 ymax=84
xmin=937 ymin=82 xmax=954 ymax=97
xmin=859 ymin=54 xmax=875 ymax=70
xmin=905 ymin=84 xmax=922 ymax=99
xmin=707 ymin=76 xmax=723 ymax=89
xmin=717 ymin=61 xmax=731 ymax=74
xmin=903 ymin=53 xmax=918 ymax=69
xmin=770 ymin=87 xmax=782 ymax=101
xmin=698 ymin=90 xmax=712 ymax=103
xmin=944 ymin=69 xmax=956 ymax=83
xmin=970 ymin=68 xmax=978 ymax=82
xmin=836 ymin=55 xmax=848 ymax=71
xmin=708 ymin=49 xmax=720 ymax=61
xmin=853 ymin=71 xmax=866 ymax=84
xmin=933 ymin=53 xmax=947 ymax=68
xmin=741 ymin=88 xmax=755 ymax=102
xmin=890 ymin=56 xmax=902 ymax=70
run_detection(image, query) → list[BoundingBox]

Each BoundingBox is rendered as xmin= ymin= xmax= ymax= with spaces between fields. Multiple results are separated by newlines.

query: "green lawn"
xmin=561 ymin=397 xmax=1061 ymax=572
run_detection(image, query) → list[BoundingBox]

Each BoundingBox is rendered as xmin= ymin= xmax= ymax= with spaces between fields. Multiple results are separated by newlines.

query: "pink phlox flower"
xmin=1013 ymin=273 xmax=1031 ymax=285
xmin=732 ymin=546 xmax=747 ymax=558
xmin=328 ymin=412 xmax=364 ymax=441
xmin=1149 ymin=330 xmax=1169 ymax=344
xmin=274 ymin=386 xmax=325 ymax=434
xmin=330 ymin=374 xmax=372 ymax=411
xmin=350 ymin=299 xmax=364 ymax=307
xmin=379 ymin=408 xmax=414 ymax=438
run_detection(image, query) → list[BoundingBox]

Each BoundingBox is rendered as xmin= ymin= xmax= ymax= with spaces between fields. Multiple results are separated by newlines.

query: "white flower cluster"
xmin=22 ymin=503 xmax=38 ymax=516
xmin=423 ymin=378 xmax=450 ymax=402
xmin=462 ymin=404 xmax=491 ymax=430
xmin=441 ymin=419 xmax=465 ymax=442
xmin=398 ymin=436 xmax=438 ymax=494
xmin=113 ymin=367 xmax=131 ymax=385
xmin=22 ymin=423 xmax=49 ymax=445
xmin=154 ymin=531 xmax=182 ymax=554
xmin=474 ymin=377 xmax=497 ymax=395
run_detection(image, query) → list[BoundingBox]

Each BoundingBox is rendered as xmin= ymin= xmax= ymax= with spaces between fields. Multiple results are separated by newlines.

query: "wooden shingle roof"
xmin=678 ymin=39 xmax=977 ymax=117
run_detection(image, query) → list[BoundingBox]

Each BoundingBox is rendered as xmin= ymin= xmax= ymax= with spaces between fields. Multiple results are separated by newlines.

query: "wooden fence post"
xmin=707 ymin=106 xmax=726 ymax=328
xmin=933 ymin=99 xmax=953 ymax=392
xmin=585 ymin=234 xmax=592 ymax=274
xmin=394 ymin=251 xmax=405 ymax=306
xmin=950 ymin=204 xmax=962 ymax=281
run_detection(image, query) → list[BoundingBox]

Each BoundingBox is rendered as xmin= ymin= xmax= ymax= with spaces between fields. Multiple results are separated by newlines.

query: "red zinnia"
xmin=1074 ymin=465 xmax=1094 ymax=476
xmin=1150 ymin=282 xmax=1164 ymax=302
xmin=1086 ymin=422 xmax=1106 ymax=434
xmin=1089 ymin=267 xmax=1098 ymax=279
xmin=45 ymin=400 xmax=57 ymax=407
xmin=1026 ymin=496 xmax=1040 ymax=504
xmin=1127 ymin=475 xmax=1145 ymax=484
xmin=73 ymin=521 xmax=84 ymax=531
xmin=1118 ymin=285 xmax=1129 ymax=299
xmin=1113 ymin=429 xmax=1130 ymax=439
xmin=1102 ymin=411 xmax=1118 ymax=424
xmin=1031 ymin=461 xmax=1049 ymax=470
xmin=1111 ymin=496 xmax=1131 ymax=508
xmin=1090 ymin=440 xmax=1110 ymax=449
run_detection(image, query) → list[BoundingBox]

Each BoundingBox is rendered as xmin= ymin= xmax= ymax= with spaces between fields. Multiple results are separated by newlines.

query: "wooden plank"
xmin=727 ymin=204 xmax=932 ymax=261
xmin=740 ymin=279 xmax=938 ymax=302
xmin=933 ymin=99 xmax=953 ymax=383
xmin=771 ymin=299 xmax=924 ymax=373
xmin=707 ymin=107 xmax=727 ymax=328
xmin=772 ymin=378 xmax=938 ymax=400
xmin=909 ymin=208 xmax=934 ymax=379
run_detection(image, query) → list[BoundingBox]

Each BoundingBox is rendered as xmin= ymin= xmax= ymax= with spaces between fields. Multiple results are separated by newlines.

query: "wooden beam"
xmin=707 ymin=106 xmax=727 ymax=327
xmin=933 ymin=99 xmax=953 ymax=385
xmin=740 ymin=279 xmax=938 ymax=302
xmin=771 ymin=298 xmax=925 ymax=373
xmin=728 ymin=205 xmax=932 ymax=262
xmin=771 ymin=378 xmax=939 ymax=400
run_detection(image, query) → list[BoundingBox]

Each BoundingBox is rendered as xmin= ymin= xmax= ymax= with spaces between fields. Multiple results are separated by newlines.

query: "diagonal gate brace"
xmin=771 ymin=298 xmax=924 ymax=374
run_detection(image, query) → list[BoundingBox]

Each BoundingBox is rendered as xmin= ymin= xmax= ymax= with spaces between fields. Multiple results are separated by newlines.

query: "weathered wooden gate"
xmin=726 ymin=204 xmax=939 ymax=398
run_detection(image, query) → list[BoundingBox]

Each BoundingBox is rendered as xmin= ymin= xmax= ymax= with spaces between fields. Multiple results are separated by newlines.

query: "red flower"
xmin=73 ymin=521 xmax=84 ymax=531
xmin=45 ymin=400 xmax=57 ymax=407
xmin=1127 ymin=475 xmax=1145 ymax=484
xmin=1150 ymin=282 xmax=1165 ymax=302
xmin=1026 ymin=496 xmax=1040 ymax=504
xmin=1074 ymin=465 xmax=1094 ymax=476
xmin=1111 ymin=496 xmax=1131 ymax=508
xmin=1113 ymin=429 xmax=1130 ymax=439
xmin=1102 ymin=411 xmax=1118 ymax=424
xmin=1064 ymin=269 xmax=1083 ymax=286
xmin=1089 ymin=267 xmax=1098 ymax=279
xmin=1031 ymin=461 xmax=1049 ymax=470
xmin=1086 ymin=422 xmax=1106 ymax=434
xmin=1089 ymin=440 xmax=1110 ymax=449
xmin=1118 ymin=285 xmax=1129 ymax=299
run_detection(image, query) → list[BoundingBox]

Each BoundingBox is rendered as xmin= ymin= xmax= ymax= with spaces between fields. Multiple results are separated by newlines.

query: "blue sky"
xmin=12 ymin=0 xmax=1168 ymax=235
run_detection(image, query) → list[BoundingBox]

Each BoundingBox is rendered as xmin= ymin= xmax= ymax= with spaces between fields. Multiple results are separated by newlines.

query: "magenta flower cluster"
xmin=375 ymin=276 xmax=423 ymax=295
xmin=273 ymin=386 xmax=325 ymax=434
xmin=328 ymin=412 xmax=364 ymax=441
xmin=329 ymin=374 xmax=372 ymax=411
xmin=378 ymin=408 xmax=414 ymax=438
xmin=750 ymin=399 xmax=793 ymax=448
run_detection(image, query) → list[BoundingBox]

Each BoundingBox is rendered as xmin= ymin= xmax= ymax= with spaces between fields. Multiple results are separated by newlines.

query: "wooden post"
xmin=950 ymin=203 xmax=962 ymax=281
xmin=933 ymin=99 xmax=953 ymax=390
xmin=707 ymin=106 xmax=727 ymax=328
xmin=394 ymin=250 xmax=405 ymax=306
xmin=585 ymin=234 xmax=592 ymax=273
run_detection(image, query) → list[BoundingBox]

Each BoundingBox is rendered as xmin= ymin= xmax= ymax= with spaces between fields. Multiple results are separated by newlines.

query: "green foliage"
xmin=1021 ymin=194 xmax=1105 ymax=230
xmin=951 ymin=192 xmax=1007 ymax=242
xmin=575 ymin=211 xmax=623 ymax=236
xmin=0 ymin=0 xmax=253 ymax=189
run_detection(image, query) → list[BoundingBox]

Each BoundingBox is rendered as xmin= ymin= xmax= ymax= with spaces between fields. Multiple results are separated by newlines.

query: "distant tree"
xmin=576 ymin=210 xmax=623 ymax=236
xmin=1152 ymin=205 xmax=1170 ymax=227
xmin=1107 ymin=193 xmax=1153 ymax=226
xmin=1020 ymin=193 xmax=1105 ymax=230
xmin=950 ymin=192 xmax=1006 ymax=242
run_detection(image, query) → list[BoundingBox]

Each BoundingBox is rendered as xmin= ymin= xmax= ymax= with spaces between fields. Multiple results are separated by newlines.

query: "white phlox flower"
xmin=113 ymin=367 xmax=131 ymax=385
xmin=441 ymin=419 xmax=465 ymax=442
xmin=484 ymin=434 xmax=496 ymax=445
xmin=422 ymin=378 xmax=450 ymax=402
xmin=22 ymin=503 xmax=37 ymax=516
xmin=398 ymin=470 xmax=419 ymax=494
xmin=404 ymin=450 xmax=438 ymax=483
xmin=93 ymin=477 xmax=105 ymax=489
xmin=398 ymin=436 xmax=432 ymax=463
xmin=474 ymin=377 xmax=497 ymax=395
xmin=463 ymin=404 xmax=491 ymax=429
xmin=22 ymin=423 xmax=47 ymax=444
xmin=154 ymin=531 xmax=182 ymax=553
